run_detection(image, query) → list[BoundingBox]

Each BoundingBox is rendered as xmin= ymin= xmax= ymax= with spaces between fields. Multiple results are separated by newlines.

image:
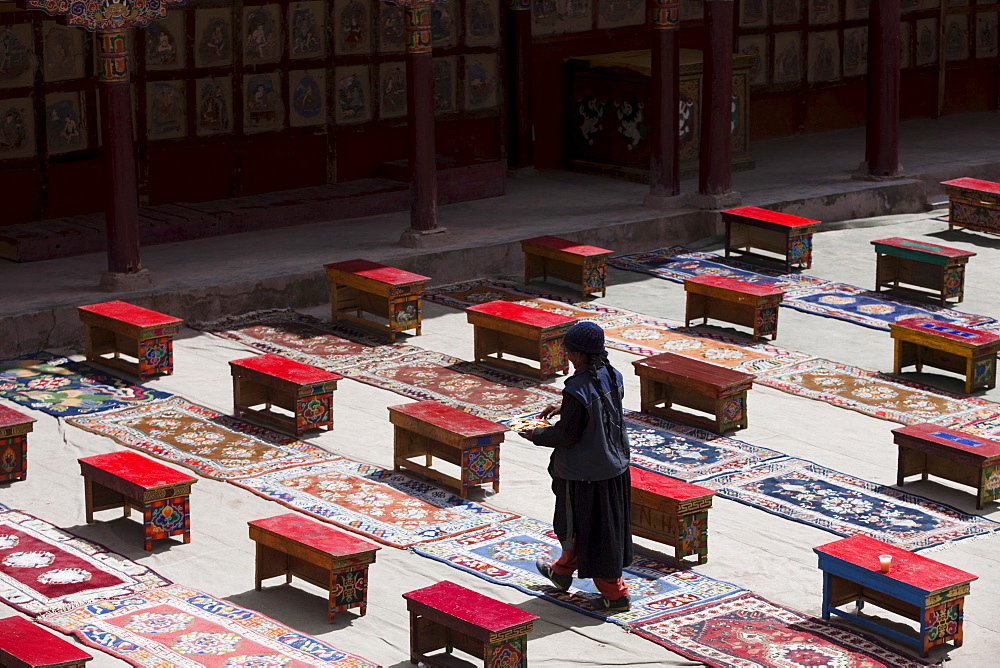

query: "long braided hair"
xmin=583 ymin=350 xmax=629 ymax=460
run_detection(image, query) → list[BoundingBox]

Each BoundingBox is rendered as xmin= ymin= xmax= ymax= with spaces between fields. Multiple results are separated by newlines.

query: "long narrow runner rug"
xmin=0 ymin=508 xmax=172 ymax=616
xmin=230 ymin=457 xmax=518 ymax=548
xmin=40 ymin=585 xmax=379 ymax=667
xmin=632 ymin=591 xmax=929 ymax=667
xmin=68 ymin=396 xmax=331 ymax=480
xmin=699 ymin=457 xmax=1000 ymax=552
xmin=0 ymin=352 xmax=171 ymax=417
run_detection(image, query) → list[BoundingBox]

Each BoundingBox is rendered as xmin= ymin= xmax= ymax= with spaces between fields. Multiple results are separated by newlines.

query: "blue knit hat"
xmin=563 ymin=321 xmax=605 ymax=354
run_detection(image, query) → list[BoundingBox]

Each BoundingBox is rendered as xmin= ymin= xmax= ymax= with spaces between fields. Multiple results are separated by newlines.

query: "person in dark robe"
xmin=520 ymin=320 xmax=633 ymax=612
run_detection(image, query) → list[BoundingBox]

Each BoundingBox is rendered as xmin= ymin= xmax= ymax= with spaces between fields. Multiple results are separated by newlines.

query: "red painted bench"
xmin=248 ymin=513 xmax=380 ymax=622
xmin=388 ymin=401 xmax=507 ymax=498
xmin=721 ymin=205 xmax=820 ymax=271
xmin=871 ymin=237 xmax=976 ymax=305
xmin=0 ymin=405 xmax=35 ymax=482
xmin=403 ymin=581 xmax=538 ymax=667
xmin=79 ymin=451 xmax=197 ymax=551
xmin=466 ymin=300 xmax=576 ymax=380
xmin=77 ymin=301 xmax=183 ymax=380
xmin=889 ymin=318 xmax=1000 ymax=394
xmin=521 ymin=235 xmax=613 ymax=298
xmin=0 ymin=616 xmax=92 ymax=668
xmin=324 ymin=258 xmax=431 ymax=341
xmin=630 ymin=467 xmax=715 ymax=565
xmin=229 ymin=354 xmax=341 ymax=437
xmin=941 ymin=177 xmax=1000 ymax=235
xmin=684 ymin=275 xmax=784 ymax=340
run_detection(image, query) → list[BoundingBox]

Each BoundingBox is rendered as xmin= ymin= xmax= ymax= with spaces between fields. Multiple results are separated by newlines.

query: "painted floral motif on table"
xmin=289 ymin=1 xmax=325 ymax=59
xmin=414 ymin=517 xmax=744 ymax=625
xmin=230 ymin=458 xmax=518 ymax=548
xmin=244 ymin=5 xmax=281 ymax=64
xmin=41 ymin=585 xmax=379 ymax=667
xmin=244 ymin=72 xmax=284 ymax=133
xmin=146 ymin=81 xmax=186 ymax=140
xmin=0 ymin=351 xmax=171 ymax=416
xmin=195 ymin=76 xmax=232 ymax=137
xmin=195 ymin=9 xmax=233 ymax=68
xmin=145 ymin=12 xmax=184 ymax=71
xmin=0 ymin=508 xmax=171 ymax=616
xmin=0 ymin=25 xmax=34 ymax=88
xmin=0 ymin=98 xmax=34 ymax=160
xmin=68 ymin=396 xmax=329 ymax=480
xmin=289 ymin=70 xmax=325 ymax=127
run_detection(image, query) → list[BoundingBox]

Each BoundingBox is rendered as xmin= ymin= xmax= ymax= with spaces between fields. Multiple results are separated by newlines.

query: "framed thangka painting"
xmin=289 ymin=70 xmax=325 ymax=127
xmin=466 ymin=0 xmax=499 ymax=47
xmin=335 ymin=0 xmax=371 ymax=55
xmin=597 ymin=0 xmax=645 ymax=30
xmin=808 ymin=30 xmax=840 ymax=82
xmin=195 ymin=76 xmax=232 ymax=136
xmin=464 ymin=54 xmax=498 ymax=111
xmin=976 ymin=13 xmax=998 ymax=58
xmin=772 ymin=0 xmax=800 ymax=25
xmin=334 ymin=65 xmax=371 ymax=124
xmin=244 ymin=72 xmax=284 ymax=133
xmin=844 ymin=0 xmax=871 ymax=21
xmin=0 ymin=25 xmax=34 ymax=89
xmin=433 ymin=57 xmax=457 ymax=114
xmin=146 ymin=81 xmax=187 ymax=140
xmin=432 ymin=2 xmax=459 ymax=49
xmin=915 ymin=18 xmax=938 ymax=66
xmin=842 ymin=27 xmax=868 ymax=77
xmin=0 ymin=98 xmax=34 ymax=159
xmin=899 ymin=22 xmax=911 ymax=68
xmin=377 ymin=3 xmax=405 ymax=54
xmin=532 ymin=0 xmax=592 ymax=37
xmin=808 ymin=0 xmax=839 ymax=25
xmin=288 ymin=2 xmax=325 ymax=60
xmin=244 ymin=5 xmax=282 ymax=64
xmin=773 ymin=32 xmax=802 ymax=84
xmin=739 ymin=0 xmax=768 ymax=29
xmin=945 ymin=14 xmax=969 ymax=60
xmin=45 ymin=91 xmax=86 ymax=155
xmin=43 ymin=23 xmax=85 ymax=82
xmin=195 ymin=9 xmax=233 ymax=68
xmin=738 ymin=35 xmax=768 ymax=87
xmin=145 ymin=11 xmax=185 ymax=71
xmin=379 ymin=62 xmax=407 ymax=119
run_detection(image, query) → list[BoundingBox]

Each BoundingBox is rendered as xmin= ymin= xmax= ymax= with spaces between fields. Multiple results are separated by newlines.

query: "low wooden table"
xmin=0 ymin=616 xmax=92 ymax=668
xmin=0 ymin=405 xmax=35 ymax=483
xmin=466 ymin=300 xmax=575 ymax=380
xmin=633 ymin=351 xmax=753 ymax=434
xmin=889 ymin=317 xmax=1000 ymax=394
xmin=521 ymin=235 xmax=613 ymax=298
xmin=389 ymin=401 xmax=506 ymax=498
xmin=77 ymin=301 xmax=183 ymax=380
xmin=248 ymin=513 xmax=380 ymax=622
xmin=403 ymin=580 xmax=538 ymax=668
xmin=630 ymin=466 xmax=714 ymax=565
xmin=942 ymin=177 xmax=1000 ymax=235
xmin=324 ymin=258 xmax=431 ymax=341
xmin=814 ymin=534 xmax=977 ymax=657
xmin=230 ymin=354 xmax=341 ymax=437
xmin=78 ymin=451 xmax=197 ymax=551
xmin=721 ymin=205 xmax=820 ymax=271
xmin=892 ymin=423 xmax=1000 ymax=509
xmin=871 ymin=237 xmax=976 ymax=305
xmin=684 ymin=275 xmax=784 ymax=340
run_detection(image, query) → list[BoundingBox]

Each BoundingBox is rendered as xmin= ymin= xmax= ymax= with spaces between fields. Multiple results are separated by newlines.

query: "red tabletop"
xmin=229 ymin=354 xmax=342 ymax=384
xmin=942 ymin=177 xmax=1000 ymax=195
xmin=403 ymin=581 xmax=538 ymax=631
xmin=0 ymin=405 xmax=35 ymax=429
xmin=891 ymin=317 xmax=1000 ymax=346
xmin=467 ymin=301 xmax=577 ymax=328
xmin=249 ymin=513 xmax=380 ymax=556
xmin=630 ymin=466 xmax=714 ymax=501
xmin=0 ymin=616 xmax=93 ymax=664
xmin=324 ymin=259 xmax=431 ymax=285
xmin=78 ymin=452 xmax=197 ymax=489
xmin=892 ymin=423 xmax=1000 ymax=459
xmin=77 ymin=301 xmax=182 ymax=328
xmin=388 ymin=401 xmax=507 ymax=437
xmin=721 ymin=206 xmax=820 ymax=229
xmin=814 ymin=535 xmax=977 ymax=592
xmin=871 ymin=237 xmax=975 ymax=259
xmin=522 ymin=235 xmax=612 ymax=256
xmin=634 ymin=352 xmax=755 ymax=386
xmin=684 ymin=275 xmax=786 ymax=297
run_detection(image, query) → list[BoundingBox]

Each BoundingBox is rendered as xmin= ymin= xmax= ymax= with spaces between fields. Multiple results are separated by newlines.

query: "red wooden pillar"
xmin=645 ymin=0 xmax=681 ymax=205
xmin=506 ymin=0 xmax=533 ymax=171
xmin=96 ymin=29 xmax=151 ymax=289
xmin=696 ymin=0 xmax=740 ymax=207
xmin=865 ymin=0 xmax=901 ymax=178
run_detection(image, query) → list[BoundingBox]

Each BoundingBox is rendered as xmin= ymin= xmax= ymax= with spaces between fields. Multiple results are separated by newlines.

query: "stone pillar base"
xmin=399 ymin=226 xmax=448 ymax=248
xmin=643 ymin=193 xmax=689 ymax=210
xmin=686 ymin=191 xmax=742 ymax=210
xmin=99 ymin=268 xmax=153 ymax=292
xmin=852 ymin=161 xmax=906 ymax=181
